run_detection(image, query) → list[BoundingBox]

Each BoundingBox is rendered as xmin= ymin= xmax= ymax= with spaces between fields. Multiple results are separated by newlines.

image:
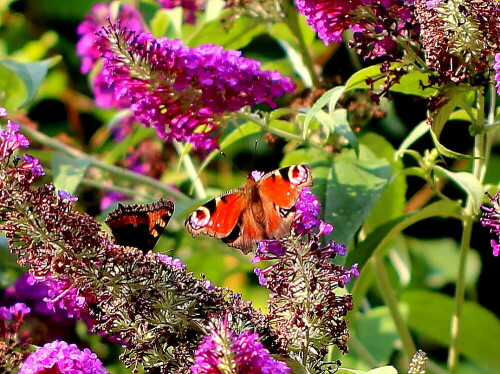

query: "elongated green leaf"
xmin=52 ymin=152 xmax=91 ymax=194
xmin=345 ymin=64 xmax=393 ymax=91
xmin=402 ymin=290 xmax=500 ymax=373
xmin=151 ymin=8 xmax=182 ymax=39
xmin=325 ymin=146 xmax=392 ymax=247
xmin=434 ymin=166 xmax=483 ymax=213
xmin=361 ymin=133 xmax=406 ymax=231
xmin=345 ymin=63 xmax=436 ymax=97
xmin=395 ymin=120 xmax=430 ymax=159
xmin=345 ymin=200 xmax=462 ymax=270
xmin=303 ymin=86 xmax=345 ymax=137
xmin=0 ymin=58 xmax=56 ymax=107
xmin=338 ymin=366 xmax=398 ymax=374
xmin=0 ymin=63 xmax=26 ymax=110
xmin=430 ymin=129 xmax=475 ymax=160
xmin=355 ymin=306 xmax=398 ymax=364
xmin=187 ymin=16 xmax=264 ymax=49
xmin=332 ymin=108 xmax=359 ymax=157
xmin=196 ymin=122 xmax=262 ymax=176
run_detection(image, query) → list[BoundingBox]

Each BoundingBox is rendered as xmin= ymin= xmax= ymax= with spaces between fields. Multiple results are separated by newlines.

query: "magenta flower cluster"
xmin=295 ymin=0 xmax=418 ymax=59
xmin=76 ymin=3 xmax=144 ymax=109
xmin=0 ymin=109 xmax=44 ymax=178
xmin=494 ymin=53 xmax=500 ymax=96
xmin=191 ymin=317 xmax=290 ymax=374
xmin=481 ymin=191 xmax=500 ymax=256
xmin=19 ymin=340 xmax=108 ymax=374
xmin=96 ymin=24 xmax=295 ymax=151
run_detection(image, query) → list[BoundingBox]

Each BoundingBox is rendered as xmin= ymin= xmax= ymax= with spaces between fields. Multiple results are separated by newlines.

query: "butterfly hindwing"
xmin=105 ymin=198 xmax=174 ymax=253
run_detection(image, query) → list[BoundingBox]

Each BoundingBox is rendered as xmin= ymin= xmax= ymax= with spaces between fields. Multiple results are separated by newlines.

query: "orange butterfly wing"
xmin=257 ymin=164 xmax=313 ymax=236
xmin=185 ymin=189 xmax=250 ymax=246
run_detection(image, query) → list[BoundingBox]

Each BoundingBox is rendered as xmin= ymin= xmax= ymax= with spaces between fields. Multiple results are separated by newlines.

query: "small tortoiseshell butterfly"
xmin=185 ymin=164 xmax=313 ymax=254
xmin=105 ymin=198 xmax=174 ymax=253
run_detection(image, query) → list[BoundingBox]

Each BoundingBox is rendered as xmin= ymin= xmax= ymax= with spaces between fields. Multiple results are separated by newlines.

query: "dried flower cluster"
xmin=413 ymin=0 xmax=500 ymax=86
xmin=254 ymin=188 xmax=357 ymax=372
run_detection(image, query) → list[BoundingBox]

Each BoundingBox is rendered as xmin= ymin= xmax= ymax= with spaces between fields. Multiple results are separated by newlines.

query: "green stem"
xmin=235 ymin=112 xmax=322 ymax=147
xmin=173 ymin=140 xmax=206 ymax=199
xmin=372 ymin=255 xmax=416 ymax=362
xmin=282 ymin=1 xmax=322 ymax=88
xmin=447 ymin=88 xmax=488 ymax=374
xmin=20 ymin=125 xmax=189 ymax=201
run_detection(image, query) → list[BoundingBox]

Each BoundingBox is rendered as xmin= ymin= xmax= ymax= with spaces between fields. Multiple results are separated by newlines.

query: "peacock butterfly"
xmin=185 ymin=164 xmax=313 ymax=254
xmin=105 ymin=198 xmax=174 ymax=253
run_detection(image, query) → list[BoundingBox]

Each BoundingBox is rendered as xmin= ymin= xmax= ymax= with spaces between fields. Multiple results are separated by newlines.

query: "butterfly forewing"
xmin=105 ymin=198 xmax=174 ymax=253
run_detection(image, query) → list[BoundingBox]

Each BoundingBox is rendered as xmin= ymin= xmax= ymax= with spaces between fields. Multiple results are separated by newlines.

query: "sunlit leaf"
xmin=402 ymin=290 xmax=500 ymax=373
xmin=52 ymin=152 xmax=91 ymax=194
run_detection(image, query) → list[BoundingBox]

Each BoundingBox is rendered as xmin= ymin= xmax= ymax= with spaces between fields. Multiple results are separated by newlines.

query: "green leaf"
xmin=332 ymin=108 xmax=360 ymax=157
xmin=408 ymin=237 xmax=481 ymax=289
xmin=431 ymin=85 xmax=469 ymax=137
xmin=0 ymin=57 xmax=56 ymax=107
xmin=345 ymin=64 xmax=392 ymax=91
xmin=0 ymin=63 xmax=26 ymax=110
xmin=361 ymin=133 xmax=406 ymax=230
xmin=389 ymin=69 xmax=437 ymax=97
xmin=430 ymin=129 xmax=475 ymax=160
xmin=196 ymin=122 xmax=262 ymax=176
xmin=337 ymin=366 xmax=398 ymax=374
xmin=187 ymin=16 xmax=264 ymax=49
xmin=52 ymin=152 xmax=91 ymax=194
xmin=345 ymin=63 xmax=436 ymax=97
xmin=303 ymin=86 xmax=345 ymax=137
xmin=355 ymin=306 xmax=398 ymax=364
xmin=325 ymin=146 xmax=392 ymax=246
xmin=402 ymin=290 xmax=500 ymax=373
xmin=151 ymin=8 xmax=182 ymax=39
xmin=433 ymin=166 xmax=483 ymax=213
xmin=395 ymin=120 xmax=430 ymax=159
xmin=346 ymin=200 xmax=462 ymax=270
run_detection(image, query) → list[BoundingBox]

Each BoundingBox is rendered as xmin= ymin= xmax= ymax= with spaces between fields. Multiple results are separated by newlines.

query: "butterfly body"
xmin=105 ymin=198 xmax=174 ymax=253
xmin=185 ymin=164 xmax=313 ymax=254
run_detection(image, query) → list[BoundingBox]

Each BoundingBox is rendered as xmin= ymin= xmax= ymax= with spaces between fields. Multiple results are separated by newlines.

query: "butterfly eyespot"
xmin=288 ymin=164 xmax=310 ymax=185
xmin=189 ymin=206 xmax=211 ymax=229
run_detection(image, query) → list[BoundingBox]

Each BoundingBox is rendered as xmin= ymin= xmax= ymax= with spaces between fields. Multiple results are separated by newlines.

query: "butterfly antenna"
xmin=251 ymin=140 xmax=259 ymax=169
xmin=219 ymin=150 xmax=249 ymax=179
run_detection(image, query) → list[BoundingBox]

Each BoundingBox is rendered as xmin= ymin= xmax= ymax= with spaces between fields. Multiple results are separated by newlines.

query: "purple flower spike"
xmin=96 ymin=24 xmax=295 ymax=151
xmin=480 ymin=191 xmax=500 ymax=256
xmin=19 ymin=340 xmax=108 ymax=374
xmin=494 ymin=53 xmax=500 ymax=96
xmin=191 ymin=317 xmax=290 ymax=374
xmin=156 ymin=253 xmax=187 ymax=270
